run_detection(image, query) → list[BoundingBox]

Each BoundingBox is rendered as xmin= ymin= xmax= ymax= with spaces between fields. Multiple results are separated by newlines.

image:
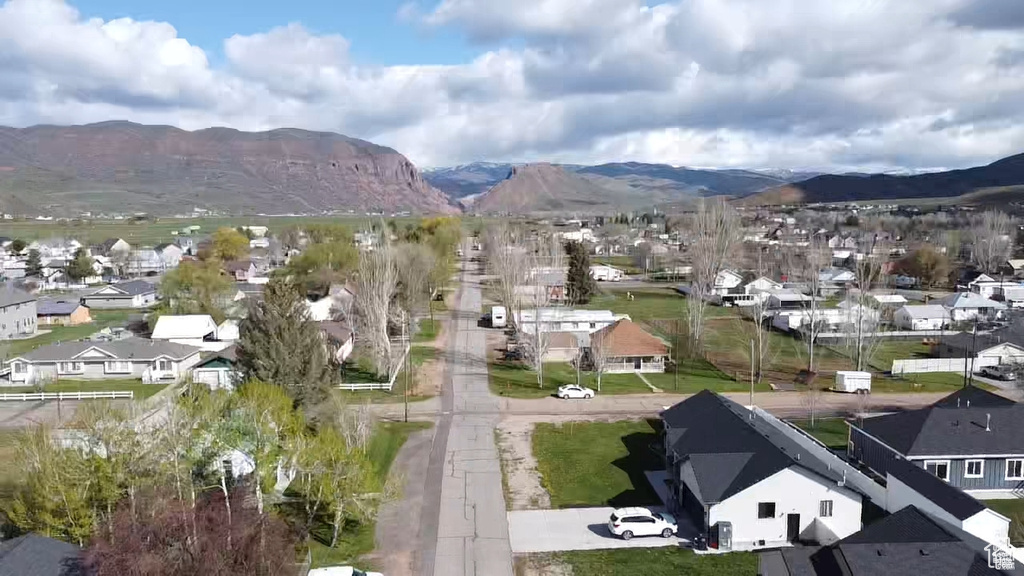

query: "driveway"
xmin=507 ymin=507 xmax=693 ymax=553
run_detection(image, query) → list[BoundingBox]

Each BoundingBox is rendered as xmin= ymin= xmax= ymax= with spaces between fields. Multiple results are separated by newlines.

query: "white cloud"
xmin=1 ymin=0 xmax=1024 ymax=172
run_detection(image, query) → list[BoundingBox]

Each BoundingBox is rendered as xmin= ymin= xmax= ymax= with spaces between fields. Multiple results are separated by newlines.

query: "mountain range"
xmin=0 ymin=121 xmax=454 ymax=216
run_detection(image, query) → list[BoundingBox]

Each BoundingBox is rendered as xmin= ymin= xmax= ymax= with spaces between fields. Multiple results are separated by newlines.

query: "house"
xmin=126 ymin=248 xmax=166 ymax=275
xmin=151 ymin=314 xmax=233 ymax=351
xmin=515 ymin=309 xmax=630 ymax=338
xmin=154 ymin=243 xmax=184 ymax=268
xmin=936 ymin=292 xmax=1007 ymax=322
xmin=662 ymin=391 xmax=863 ymax=550
xmin=745 ymin=276 xmax=783 ymax=294
xmin=36 ymin=298 xmax=92 ymax=326
xmin=0 ymin=532 xmax=84 ymax=576
xmin=96 ymin=237 xmax=131 ymax=256
xmin=933 ymin=334 xmax=1024 ymax=365
xmin=870 ymin=293 xmax=908 ymax=308
xmin=82 ymin=280 xmax=158 ymax=309
xmin=223 ymin=260 xmax=258 ymax=281
xmin=191 ymin=346 xmax=239 ymax=391
xmin=848 ymin=387 xmax=1024 ymax=497
xmin=588 ymin=319 xmax=667 ymax=373
xmin=1006 ymin=259 xmax=1024 ymax=277
xmin=893 ymin=304 xmax=950 ymax=331
xmin=5 ymin=338 xmax=203 ymax=385
xmin=759 ymin=505 xmax=1015 ymax=575
xmin=318 ymin=321 xmax=355 ymax=363
xmin=590 ymin=264 xmax=624 ymax=282
xmin=544 ymin=331 xmax=579 ymax=362
xmin=712 ymin=269 xmax=744 ymax=296
xmin=819 ymin=267 xmax=856 ymax=285
xmin=0 ymin=286 xmax=37 ymax=339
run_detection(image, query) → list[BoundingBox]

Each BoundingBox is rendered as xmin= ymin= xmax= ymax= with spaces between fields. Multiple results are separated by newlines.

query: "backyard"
xmin=985 ymin=499 xmax=1024 ymax=546
xmin=520 ymin=548 xmax=758 ymax=576
xmin=791 ymin=418 xmax=850 ymax=450
xmin=532 ymin=419 xmax=663 ymax=509
xmin=2 ymin=309 xmax=134 ymax=359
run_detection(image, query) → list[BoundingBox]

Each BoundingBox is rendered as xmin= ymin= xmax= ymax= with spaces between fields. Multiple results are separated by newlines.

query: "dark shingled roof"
xmin=36 ymin=299 xmax=83 ymax=316
xmin=886 ymin=458 xmax=986 ymax=521
xmin=0 ymin=533 xmax=84 ymax=576
xmin=856 ymin=387 xmax=1024 ymax=457
xmin=90 ymin=279 xmax=156 ymax=297
xmin=0 ymin=286 xmax=36 ymax=308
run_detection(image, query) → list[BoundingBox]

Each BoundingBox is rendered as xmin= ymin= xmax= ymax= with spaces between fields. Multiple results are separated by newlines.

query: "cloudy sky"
xmin=2 ymin=0 xmax=1024 ymax=171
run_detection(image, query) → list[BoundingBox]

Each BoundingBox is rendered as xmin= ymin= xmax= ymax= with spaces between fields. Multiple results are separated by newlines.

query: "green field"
xmin=2 ymin=310 xmax=134 ymax=360
xmin=530 ymin=548 xmax=757 ymax=576
xmin=489 ymin=361 xmax=654 ymax=398
xmin=532 ymin=419 xmax=662 ymax=509
xmin=791 ymin=418 xmax=850 ymax=450
xmin=0 ymin=379 xmax=168 ymax=399
xmin=306 ymin=420 xmax=433 ymax=569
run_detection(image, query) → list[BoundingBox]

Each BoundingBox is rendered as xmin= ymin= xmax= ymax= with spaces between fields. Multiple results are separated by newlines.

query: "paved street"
xmin=421 ymin=260 xmax=513 ymax=576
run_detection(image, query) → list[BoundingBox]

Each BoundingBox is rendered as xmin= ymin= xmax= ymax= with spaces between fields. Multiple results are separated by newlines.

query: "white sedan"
xmin=557 ymin=385 xmax=595 ymax=399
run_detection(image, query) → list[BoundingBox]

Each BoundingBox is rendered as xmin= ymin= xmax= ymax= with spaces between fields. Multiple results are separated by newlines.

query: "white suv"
xmin=608 ymin=507 xmax=677 ymax=540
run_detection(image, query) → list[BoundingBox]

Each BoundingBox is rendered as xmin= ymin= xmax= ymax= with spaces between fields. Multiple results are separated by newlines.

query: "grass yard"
xmin=791 ymin=418 xmax=849 ymax=450
xmin=532 ymin=419 xmax=663 ymax=509
xmin=985 ymin=499 xmax=1024 ymax=546
xmin=336 ymin=345 xmax=439 ymax=403
xmin=489 ymin=361 xmax=654 ymax=398
xmin=306 ymin=421 xmax=433 ymax=569
xmin=531 ymin=548 xmax=758 ymax=576
xmin=582 ymin=287 xmax=731 ymax=334
xmin=414 ymin=318 xmax=441 ymax=343
xmin=641 ymin=358 xmax=771 ymax=394
xmin=871 ymin=372 xmax=993 ymax=393
xmin=3 ymin=310 xmax=133 ymax=359
xmin=0 ymin=379 xmax=169 ymax=399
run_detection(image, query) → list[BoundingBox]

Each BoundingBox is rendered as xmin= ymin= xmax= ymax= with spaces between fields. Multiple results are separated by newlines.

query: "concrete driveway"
xmin=507 ymin=507 xmax=692 ymax=553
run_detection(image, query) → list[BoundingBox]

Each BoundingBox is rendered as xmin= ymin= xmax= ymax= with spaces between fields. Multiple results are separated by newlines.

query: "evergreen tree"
xmin=236 ymin=279 xmax=336 ymax=415
xmin=25 ymin=249 xmax=42 ymax=277
xmin=565 ymin=241 xmax=597 ymax=305
xmin=66 ymin=248 xmax=95 ymax=282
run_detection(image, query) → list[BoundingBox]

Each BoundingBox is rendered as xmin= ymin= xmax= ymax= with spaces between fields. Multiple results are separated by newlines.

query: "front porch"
xmin=605 ymin=356 xmax=666 ymax=374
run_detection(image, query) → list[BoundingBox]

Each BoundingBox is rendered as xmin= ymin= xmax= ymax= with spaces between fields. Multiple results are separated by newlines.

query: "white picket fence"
xmin=0 ymin=390 xmax=135 ymax=401
xmin=891 ymin=356 xmax=999 ymax=375
xmin=335 ymin=382 xmax=394 ymax=391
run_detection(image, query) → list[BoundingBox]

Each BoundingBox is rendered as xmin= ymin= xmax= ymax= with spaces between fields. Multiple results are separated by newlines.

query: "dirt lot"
xmin=411 ymin=318 xmax=449 ymax=397
xmin=496 ymin=419 xmax=551 ymax=510
xmin=514 ymin=555 xmax=573 ymax=576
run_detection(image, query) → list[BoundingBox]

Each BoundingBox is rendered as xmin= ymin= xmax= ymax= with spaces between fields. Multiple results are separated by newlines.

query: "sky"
xmin=2 ymin=0 xmax=1024 ymax=171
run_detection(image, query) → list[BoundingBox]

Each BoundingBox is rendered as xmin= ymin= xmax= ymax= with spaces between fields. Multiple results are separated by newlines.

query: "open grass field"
xmin=306 ymin=420 xmax=433 ymax=569
xmin=532 ymin=419 xmax=663 ymax=509
xmin=2 ymin=309 xmax=134 ymax=359
xmin=791 ymin=418 xmax=849 ymax=450
xmin=489 ymin=361 xmax=655 ymax=398
xmin=527 ymin=548 xmax=758 ymax=576
xmin=0 ymin=379 xmax=169 ymax=399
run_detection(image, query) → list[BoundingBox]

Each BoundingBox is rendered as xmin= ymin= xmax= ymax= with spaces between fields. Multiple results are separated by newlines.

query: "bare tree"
xmin=969 ymin=210 xmax=1014 ymax=273
xmin=790 ymin=237 xmax=832 ymax=373
xmin=355 ymin=229 xmax=399 ymax=378
xmin=801 ymin=380 xmax=823 ymax=429
xmin=844 ymin=246 xmax=888 ymax=372
xmin=738 ymin=296 xmax=779 ymax=385
xmin=521 ymin=232 xmax=565 ymax=389
xmin=486 ymin=224 xmax=527 ymax=329
xmin=589 ymin=326 xmax=611 ymax=393
xmin=686 ymin=199 xmax=741 ymax=358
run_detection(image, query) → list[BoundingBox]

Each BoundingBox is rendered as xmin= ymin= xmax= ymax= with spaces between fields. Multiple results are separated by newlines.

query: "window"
xmin=757 ymin=502 xmax=776 ymax=519
xmin=12 ymin=362 xmax=26 ymax=374
xmin=58 ymin=361 xmax=83 ymax=374
xmin=925 ymin=460 xmax=950 ymax=481
xmin=965 ymin=460 xmax=984 ymax=479
xmin=590 ymin=323 xmax=597 ymax=329
xmin=1006 ymin=459 xmax=1024 ymax=480
xmin=104 ymin=361 xmax=131 ymax=374
xmin=156 ymin=359 xmax=173 ymax=372
xmin=819 ymin=500 xmax=834 ymax=518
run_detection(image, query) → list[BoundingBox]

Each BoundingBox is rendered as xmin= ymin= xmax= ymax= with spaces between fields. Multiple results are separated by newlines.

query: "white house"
xmin=515 ymin=309 xmax=630 ymax=337
xmin=893 ymin=305 xmax=950 ymax=331
xmin=663 ymin=391 xmax=863 ymax=550
xmin=936 ymin=292 xmax=1007 ymax=322
xmin=6 ymin=338 xmax=202 ymax=385
xmin=191 ymin=347 xmax=239 ymax=391
xmin=151 ymin=315 xmax=233 ymax=352
xmin=870 ymin=294 xmax=908 ymax=307
xmin=82 ymin=280 xmax=158 ymax=309
xmin=818 ymin=268 xmax=856 ymax=285
xmin=746 ymin=276 xmax=783 ymax=294
xmin=590 ymin=264 xmax=624 ymax=282
xmin=712 ymin=269 xmax=744 ymax=296
xmin=154 ymin=243 xmax=184 ymax=269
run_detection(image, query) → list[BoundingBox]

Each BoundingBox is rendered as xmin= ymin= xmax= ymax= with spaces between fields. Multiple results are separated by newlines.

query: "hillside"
xmin=743 ymin=152 xmax=1024 ymax=205
xmin=472 ymin=163 xmax=636 ymax=213
xmin=422 ymin=162 xmax=517 ymax=199
xmin=576 ymin=162 xmax=799 ymax=197
xmin=0 ymin=121 xmax=455 ymax=215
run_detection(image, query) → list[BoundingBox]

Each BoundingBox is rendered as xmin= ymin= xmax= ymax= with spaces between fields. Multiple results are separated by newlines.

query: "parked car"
xmin=307 ymin=567 xmax=383 ymax=576
xmin=608 ymin=507 xmax=677 ymax=540
xmin=556 ymin=384 xmax=595 ymax=399
xmin=980 ymin=364 xmax=1018 ymax=381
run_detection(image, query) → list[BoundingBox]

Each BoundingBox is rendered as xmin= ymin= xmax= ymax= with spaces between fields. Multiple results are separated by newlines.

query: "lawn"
xmin=306 ymin=420 xmax=433 ymax=569
xmin=985 ymin=499 xmax=1024 ymax=546
xmin=871 ymin=372 xmax=993 ymax=393
xmin=581 ymin=287 xmax=731 ymax=334
xmin=489 ymin=361 xmax=653 ymax=398
xmin=532 ymin=419 xmax=663 ymax=509
xmin=790 ymin=418 xmax=849 ymax=450
xmin=592 ymin=255 xmax=643 ymax=275
xmin=413 ymin=318 xmax=441 ymax=343
xmin=532 ymin=548 xmax=758 ymax=576
xmin=3 ymin=309 xmax=133 ymax=359
xmin=0 ymin=379 xmax=169 ymax=399
xmin=641 ymin=358 xmax=771 ymax=394
xmin=336 ymin=345 xmax=439 ymax=403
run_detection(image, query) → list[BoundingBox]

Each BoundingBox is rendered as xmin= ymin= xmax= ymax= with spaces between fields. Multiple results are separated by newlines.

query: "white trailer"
xmin=834 ymin=371 xmax=871 ymax=394
xmin=491 ymin=305 xmax=507 ymax=328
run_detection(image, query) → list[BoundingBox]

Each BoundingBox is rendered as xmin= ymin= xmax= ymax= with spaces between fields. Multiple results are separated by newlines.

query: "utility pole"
xmin=749 ymin=339 xmax=755 ymax=407
xmin=674 ymin=318 xmax=680 ymax=392
xmin=403 ymin=309 xmax=409 ymax=423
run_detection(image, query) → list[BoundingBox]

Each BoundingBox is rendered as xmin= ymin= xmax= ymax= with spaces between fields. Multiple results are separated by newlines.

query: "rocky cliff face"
xmin=0 ymin=121 xmax=456 ymax=215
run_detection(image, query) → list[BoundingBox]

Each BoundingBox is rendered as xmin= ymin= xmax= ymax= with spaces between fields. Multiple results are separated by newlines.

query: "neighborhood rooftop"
xmin=14 ymin=337 xmax=201 ymax=362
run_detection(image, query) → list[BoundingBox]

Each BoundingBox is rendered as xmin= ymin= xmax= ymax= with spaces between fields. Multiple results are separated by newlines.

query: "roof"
xmin=0 ymin=532 xmax=83 ymax=576
xmin=235 ymin=282 xmax=266 ymax=294
xmin=855 ymin=387 xmax=1024 ymax=457
xmin=36 ymin=299 xmax=84 ymax=316
xmin=936 ymin=292 xmax=1006 ymax=310
xmin=886 ymin=458 xmax=986 ymax=521
xmin=151 ymin=315 xmax=218 ymax=340
xmin=197 ymin=345 xmax=237 ymax=368
xmin=898 ymin=304 xmax=949 ymax=319
xmin=15 ymin=337 xmax=201 ymax=363
xmin=662 ymin=390 xmax=852 ymax=504
xmin=872 ymin=294 xmax=908 ymax=304
xmin=88 ymin=280 xmax=156 ymax=297
xmin=97 ymin=237 xmax=127 ymax=252
xmin=590 ymin=319 xmax=668 ymax=357
xmin=0 ymin=286 xmax=36 ymax=308
xmin=223 ymin=260 xmax=255 ymax=273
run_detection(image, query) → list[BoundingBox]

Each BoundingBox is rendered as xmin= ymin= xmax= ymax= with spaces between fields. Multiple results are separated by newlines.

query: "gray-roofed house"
xmin=759 ymin=505 xmax=1016 ymax=576
xmin=36 ymin=299 xmax=92 ymax=326
xmin=0 ymin=532 xmax=84 ymax=576
xmin=81 ymin=280 xmax=158 ymax=309
xmin=936 ymin=292 xmax=1007 ymax=322
xmin=0 ymin=286 xmax=37 ymax=339
xmin=662 ymin=390 xmax=863 ymax=550
xmin=5 ymin=337 xmax=202 ymax=385
xmin=893 ymin=304 xmax=950 ymax=331
xmin=848 ymin=387 xmax=1024 ymax=497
